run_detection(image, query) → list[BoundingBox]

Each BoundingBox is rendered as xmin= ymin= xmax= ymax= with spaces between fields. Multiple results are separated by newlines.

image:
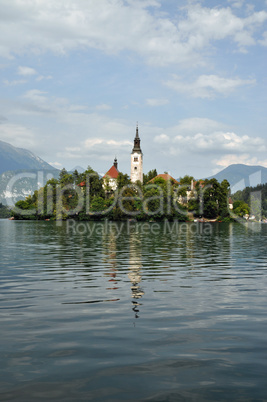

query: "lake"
xmin=0 ymin=219 xmax=267 ymax=401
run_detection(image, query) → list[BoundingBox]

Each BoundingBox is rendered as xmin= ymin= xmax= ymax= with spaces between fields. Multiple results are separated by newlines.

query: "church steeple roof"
xmin=113 ymin=156 xmax=118 ymax=170
xmin=132 ymin=123 xmax=142 ymax=153
xmin=135 ymin=124 xmax=139 ymax=138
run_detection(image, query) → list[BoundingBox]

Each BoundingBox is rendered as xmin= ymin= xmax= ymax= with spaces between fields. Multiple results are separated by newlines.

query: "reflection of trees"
xmin=129 ymin=230 xmax=144 ymax=318
xmin=135 ymin=221 xmax=232 ymax=277
xmin=186 ymin=222 xmax=232 ymax=273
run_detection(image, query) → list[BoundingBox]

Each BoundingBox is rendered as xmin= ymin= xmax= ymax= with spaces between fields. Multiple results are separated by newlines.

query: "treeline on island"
xmin=0 ymin=203 xmax=11 ymax=218
xmin=11 ymin=167 xmax=237 ymax=222
xmin=232 ymin=183 xmax=267 ymax=220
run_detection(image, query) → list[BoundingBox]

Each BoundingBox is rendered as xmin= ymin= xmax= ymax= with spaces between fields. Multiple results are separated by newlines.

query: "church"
xmin=103 ymin=124 xmax=143 ymax=190
xmin=130 ymin=124 xmax=143 ymax=184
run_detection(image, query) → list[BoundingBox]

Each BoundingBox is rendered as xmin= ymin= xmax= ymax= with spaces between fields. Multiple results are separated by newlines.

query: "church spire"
xmin=113 ymin=156 xmax=118 ymax=170
xmin=136 ymin=122 xmax=139 ymax=138
xmin=132 ymin=123 xmax=141 ymax=152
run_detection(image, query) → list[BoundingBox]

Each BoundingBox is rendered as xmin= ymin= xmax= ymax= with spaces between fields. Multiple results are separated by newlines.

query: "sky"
xmin=0 ymin=0 xmax=267 ymax=179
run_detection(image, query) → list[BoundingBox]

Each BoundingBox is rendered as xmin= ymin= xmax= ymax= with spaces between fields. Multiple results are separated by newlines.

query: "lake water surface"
xmin=1 ymin=219 xmax=267 ymax=401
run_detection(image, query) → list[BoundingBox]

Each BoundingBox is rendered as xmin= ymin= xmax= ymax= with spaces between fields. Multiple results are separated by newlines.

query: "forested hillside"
xmin=232 ymin=183 xmax=267 ymax=219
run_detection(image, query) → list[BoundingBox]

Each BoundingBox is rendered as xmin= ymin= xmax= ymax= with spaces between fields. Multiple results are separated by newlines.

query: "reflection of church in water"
xmin=102 ymin=126 xmax=145 ymax=318
xmin=102 ymin=224 xmax=144 ymax=319
xmin=128 ymin=231 xmax=144 ymax=319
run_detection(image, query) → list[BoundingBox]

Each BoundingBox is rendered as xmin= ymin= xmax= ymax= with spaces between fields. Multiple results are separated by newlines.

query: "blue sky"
xmin=0 ymin=0 xmax=267 ymax=179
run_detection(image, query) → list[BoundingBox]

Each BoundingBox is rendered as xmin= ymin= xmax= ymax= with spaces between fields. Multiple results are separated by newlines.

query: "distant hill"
xmin=0 ymin=140 xmax=57 ymax=174
xmin=206 ymin=164 xmax=267 ymax=192
xmin=0 ymin=140 xmax=59 ymax=205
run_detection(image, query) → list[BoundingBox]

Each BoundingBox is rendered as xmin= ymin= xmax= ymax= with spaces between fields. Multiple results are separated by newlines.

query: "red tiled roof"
xmin=104 ymin=165 xmax=119 ymax=179
xmin=150 ymin=174 xmax=178 ymax=183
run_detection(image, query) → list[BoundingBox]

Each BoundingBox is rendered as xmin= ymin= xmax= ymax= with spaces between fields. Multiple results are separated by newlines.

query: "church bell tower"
xmin=131 ymin=124 xmax=143 ymax=183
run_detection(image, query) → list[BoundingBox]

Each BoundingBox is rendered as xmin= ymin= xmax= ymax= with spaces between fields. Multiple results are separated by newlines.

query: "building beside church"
xmin=131 ymin=124 xmax=143 ymax=183
xmin=149 ymin=173 xmax=178 ymax=184
xmin=103 ymin=157 xmax=119 ymax=191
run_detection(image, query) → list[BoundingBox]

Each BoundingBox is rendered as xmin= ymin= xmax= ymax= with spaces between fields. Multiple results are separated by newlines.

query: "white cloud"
xmin=84 ymin=138 xmax=132 ymax=150
xmin=169 ymin=117 xmax=226 ymax=135
xmin=0 ymin=1 xmax=266 ymax=65
xmin=95 ymin=104 xmax=112 ymax=111
xmin=173 ymin=131 xmax=266 ymax=153
xmin=215 ymin=154 xmax=267 ymax=168
xmin=84 ymin=138 xmax=104 ymax=148
xmin=16 ymin=66 xmax=53 ymax=82
xmin=18 ymin=66 xmax=37 ymax=76
xmin=151 ymin=118 xmax=267 ymax=175
xmin=178 ymin=4 xmax=267 ymax=51
xmin=36 ymin=75 xmax=53 ymax=81
xmin=154 ymin=133 xmax=170 ymax=143
xmin=22 ymin=89 xmax=80 ymax=115
xmin=107 ymin=139 xmax=132 ymax=147
xmin=0 ymin=122 xmax=36 ymax=148
xmin=228 ymin=0 xmax=245 ymax=9
xmin=22 ymin=89 xmax=55 ymax=114
xmin=49 ymin=161 xmax=63 ymax=169
xmin=256 ymin=159 xmax=267 ymax=168
xmin=259 ymin=31 xmax=267 ymax=45
xmin=68 ymin=104 xmax=88 ymax=112
xmin=65 ymin=147 xmax=81 ymax=152
xmin=23 ymin=89 xmax=48 ymax=102
xmin=56 ymin=137 xmax=133 ymax=163
xmin=146 ymin=98 xmax=169 ymax=106
xmin=126 ymin=0 xmax=161 ymax=8
xmin=3 ymin=79 xmax=27 ymax=86
xmin=165 ymin=74 xmax=256 ymax=98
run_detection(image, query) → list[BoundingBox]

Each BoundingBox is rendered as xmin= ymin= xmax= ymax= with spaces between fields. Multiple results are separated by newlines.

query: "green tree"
xmin=143 ymin=169 xmax=158 ymax=185
xmin=116 ymin=172 xmax=131 ymax=189
xmin=233 ymin=200 xmax=250 ymax=217
xmin=59 ymin=168 xmax=68 ymax=182
xmin=218 ymin=179 xmax=230 ymax=218
xmin=250 ymin=195 xmax=261 ymax=220
xmin=0 ymin=203 xmax=11 ymax=218
xmin=90 ymin=196 xmax=108 ymax=218
xmin=143 ymin=185 xmax=163 ymax=217
xmin=13 ymin=196 xmax=36 ymax=219
xmin=72 ymin=169 xmax=80 ymax=184
xmin=78 ymin=166 xmax=105 ymax=198
xmin=179 ymin=175 xmax=194 ymax=186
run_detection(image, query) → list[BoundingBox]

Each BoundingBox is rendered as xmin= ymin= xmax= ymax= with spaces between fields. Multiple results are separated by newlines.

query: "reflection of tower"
xmin=131 ymin=124 xmax=143 ymax=184
xmin=103 ymin=226 xmax=118 ymax=290
xmin=129 ymin=230 xmax=144 ymax=318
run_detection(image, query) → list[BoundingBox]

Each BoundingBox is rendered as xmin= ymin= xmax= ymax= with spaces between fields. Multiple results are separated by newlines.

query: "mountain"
xmin=206 ymin=164 xmax=267 ymax=192
xmin=0 ymin=140 xmax=56 ymax=174
xmin=0 ymin=140 xmax=59 ymax=205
